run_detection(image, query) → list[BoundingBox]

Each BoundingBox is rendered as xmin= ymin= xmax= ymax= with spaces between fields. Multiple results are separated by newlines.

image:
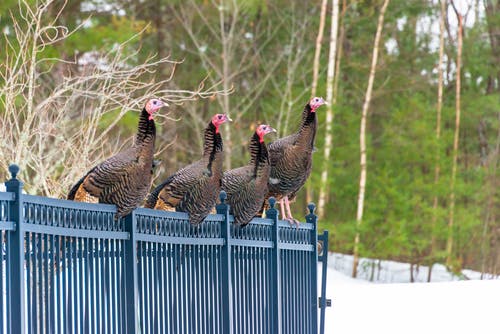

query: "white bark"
xmin=352 ymin=0 xmax=390 ymax=278
xmin=311 ymin=0 xmax=329 ymax=98
xmin=317 ymin=0 xmax=340 ymax=219
xmin=429 ymin=0 xmax=447 ymax=282
xmin=446 ymin=2 xmax=464 ymax=268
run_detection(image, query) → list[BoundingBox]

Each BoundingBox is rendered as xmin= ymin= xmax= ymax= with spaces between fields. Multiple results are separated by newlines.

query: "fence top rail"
xmin=0 ymin=191 xmax=15 ymax=201
xmin=134 ymin=207 xmax=224 ymax=222
xmin=22 ymin=193 xmax=117 ymax=213
xmin=0 ymin=189 xmax=316 ymax=243
xmin=278 ymin=220 xmax=315 ymax=230
xmin=246 ymin=217 xmax=274 ymax=226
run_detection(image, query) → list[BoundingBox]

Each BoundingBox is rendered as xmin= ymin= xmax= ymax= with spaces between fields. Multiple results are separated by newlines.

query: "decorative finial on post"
xmin=9 ymin=164 xmax=20 ymax=180
xmin=306 ymin=202 xmax=317 ymax=225
xmin=307 ymin=202 xmax=316 ymax=215
xmin=266 ymin=197 xmax=278 ymax=220
xmin=6 ymin=163 xmax=23 ymax=194
xmin=269 ymin=197 xmax=276 ymax=209
xmin=219 ymin=190 xmax=227 ymax=204
xmin=216 ymin=190 xmax=229 ymax=215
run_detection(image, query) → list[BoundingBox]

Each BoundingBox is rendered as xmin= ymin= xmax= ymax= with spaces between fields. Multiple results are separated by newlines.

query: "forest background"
xmin=0 ymin=0 xmax=498 ymax=278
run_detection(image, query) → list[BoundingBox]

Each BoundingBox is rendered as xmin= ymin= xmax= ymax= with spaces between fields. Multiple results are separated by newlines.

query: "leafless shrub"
xmin=0 ymin=0 xmax=227 ymax=197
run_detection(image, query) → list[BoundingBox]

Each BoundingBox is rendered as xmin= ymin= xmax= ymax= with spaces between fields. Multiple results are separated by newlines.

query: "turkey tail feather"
xmin=67 ymin=171 xmax=90 ymax=200
xmin=144 ymin=174 xmax=175 ymax=208
xmin=68 ymin=168 xmax=100 ymax=203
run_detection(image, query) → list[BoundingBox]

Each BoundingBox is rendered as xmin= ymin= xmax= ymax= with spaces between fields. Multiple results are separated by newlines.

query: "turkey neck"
xmin=249 ymin=132 xmax=269 ymax=177
xmin=135 ymin=108 xmax=156 ymax=161
xmin=204 ymin=122 xmax=223 ymax=173
xmin=295 ymin=104 xmax=317 ymax=150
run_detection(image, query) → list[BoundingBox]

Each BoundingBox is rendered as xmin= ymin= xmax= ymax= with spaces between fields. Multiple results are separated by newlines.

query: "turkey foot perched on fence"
xmin=145 ymin=113 xmax=231 ymax=226
xmin=280 ymin=195 xmax=300 ymax=227
xmin=264 ymin=97 xmax=326 ymax=226
xmin=67 ymin=98 xmax=166 ymax=219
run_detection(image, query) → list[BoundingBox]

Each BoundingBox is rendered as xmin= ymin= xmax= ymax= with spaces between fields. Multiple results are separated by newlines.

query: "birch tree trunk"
xmin=446 ymin=2 xmax=463 ymax=269
xmin=317 ymin=0 xmax=340 ymax=219
xmin=428 ymin=0 xmax=446 ymax=282
xmin=311 ymin=0 xmax=329 ymax=98
xmin=352 ymin=0 xmax=390 ymax=278
xmin=306 ymin=0 xmax=329 ymax=204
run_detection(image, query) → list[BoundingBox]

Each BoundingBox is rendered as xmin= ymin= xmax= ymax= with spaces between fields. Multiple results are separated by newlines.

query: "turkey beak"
xmin=270 ymin=127 xmax=277 ymax=133
xmin=225 ymin=115 xmax=233 ymax=122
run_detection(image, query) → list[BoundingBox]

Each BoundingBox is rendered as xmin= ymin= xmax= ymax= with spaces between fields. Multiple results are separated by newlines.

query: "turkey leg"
xmin=280 ymin=198 xmax=286 ymax=220
xmin=284 ymin=196 xmax=300 ymax=227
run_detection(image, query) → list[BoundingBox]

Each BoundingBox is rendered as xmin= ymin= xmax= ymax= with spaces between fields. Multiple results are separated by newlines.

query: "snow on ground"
xmin=329 ymin=252 xmax=498 ymax=282
xmin=323 ymin=253 xmax=500 ymax=334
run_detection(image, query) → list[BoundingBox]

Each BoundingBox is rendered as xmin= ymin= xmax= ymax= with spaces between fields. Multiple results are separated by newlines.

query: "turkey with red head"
xmin=265 ymin=97 xmax=326 ymax=225
xmin=222 ymin=124 xmax=276 ymax=227
xmin=145 ymin=113 xmax=231 ymax=226
xmin=67 ymin=98 xmax=166 ymax=219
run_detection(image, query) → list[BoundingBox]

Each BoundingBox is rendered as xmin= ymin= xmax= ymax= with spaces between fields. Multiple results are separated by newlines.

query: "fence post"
xmin=216 ymin=191 xmax=233 ymax=334
xmin=124 ymin=211 xmax=139 ymax=333
xmin=318 ymin=230 xmax=330 ymax=334
xmin=306 ymin=203 xmax=318 ymax=334
xmin=266 ymin=197 xmax=281 ymax=334
xmin=5 ymin=164 xmax=26 ymax=334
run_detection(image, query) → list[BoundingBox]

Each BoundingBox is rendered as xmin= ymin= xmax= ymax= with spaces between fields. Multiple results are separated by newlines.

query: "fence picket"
xmin=124 ymin=213 xmax=138 ymax=334
xmin=266 ymin=197 xmax=282 ymax=334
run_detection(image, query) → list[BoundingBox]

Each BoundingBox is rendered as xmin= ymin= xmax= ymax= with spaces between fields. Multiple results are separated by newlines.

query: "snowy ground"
xmin=324 ymin=253 xmax=500 ymax=334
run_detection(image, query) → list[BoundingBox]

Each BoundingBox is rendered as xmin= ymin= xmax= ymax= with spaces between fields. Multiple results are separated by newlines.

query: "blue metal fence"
xmin=0 ymin=164 xmax=329 ymax=334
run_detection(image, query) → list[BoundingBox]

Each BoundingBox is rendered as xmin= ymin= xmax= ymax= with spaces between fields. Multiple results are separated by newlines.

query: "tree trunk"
xmin=317 ymin=0 xmax=340 ymax=219
xmin=410 ymin=263 xmax=415 ymax=283
xmin=352 ymin=0 xmax=390 ymax=278
xmin=311 ymin=0 xmax=329 ymax=98
xmin=156 ymin=0 xmax=177 ymax=172
xmin=484 ymin=0 xmax=500 ymax=94
xmin=480 ymin=111 xmax=500 ymax=277
xmin=219 ymin=0 xmax=233 ymax=171
xmin=446 ymin=3 xmax=463 ymax=269
xmin=429 ymin=0 xmax=446 ymax=281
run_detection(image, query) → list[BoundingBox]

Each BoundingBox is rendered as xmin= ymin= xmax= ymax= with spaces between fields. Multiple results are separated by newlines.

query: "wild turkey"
xmin=67 ymin=98 xmax=165 ymax=218
xmin=145 ymin=113 xmax=231 ymax=225
xmin=222 ymin=124 xmax=276 ymax=227
xmin=265 ymin=97 xmax=326 ymax=225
